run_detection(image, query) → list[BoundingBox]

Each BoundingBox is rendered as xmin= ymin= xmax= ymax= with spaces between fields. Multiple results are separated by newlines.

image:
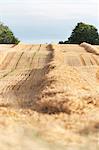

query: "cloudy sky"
xmin=0 ymin=0 xmax=99 ymax=43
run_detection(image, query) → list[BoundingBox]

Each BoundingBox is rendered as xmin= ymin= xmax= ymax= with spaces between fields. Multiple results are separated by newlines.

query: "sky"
xmin=0 ymin=0 xmax=99 ymax=43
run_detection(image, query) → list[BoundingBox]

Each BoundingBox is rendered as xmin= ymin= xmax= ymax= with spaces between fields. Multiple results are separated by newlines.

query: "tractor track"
xmin=11 ymin=44 xmax=41 ymax=91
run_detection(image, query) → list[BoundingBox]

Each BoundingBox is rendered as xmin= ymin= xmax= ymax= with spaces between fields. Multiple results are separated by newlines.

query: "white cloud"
xmin=0 ymin=0 xmax=98 ymax=20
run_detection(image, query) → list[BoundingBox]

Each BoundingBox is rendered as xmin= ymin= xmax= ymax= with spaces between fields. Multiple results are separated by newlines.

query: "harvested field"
xmin=0 ymin=43 xmax=99 ymax=149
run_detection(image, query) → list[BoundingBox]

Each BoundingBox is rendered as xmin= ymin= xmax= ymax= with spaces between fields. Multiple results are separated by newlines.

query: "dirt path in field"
xmin=0 ymin=43 xmax=99 ymax=150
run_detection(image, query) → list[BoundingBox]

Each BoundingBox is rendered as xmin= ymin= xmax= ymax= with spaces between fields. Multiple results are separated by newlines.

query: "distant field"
xmin=0 ymin=43 xmax=99 ymax=150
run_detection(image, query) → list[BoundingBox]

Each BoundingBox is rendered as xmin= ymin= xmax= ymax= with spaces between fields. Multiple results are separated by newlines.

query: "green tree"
xmin=0 ymin=22 xmax=19 ymax=44
xmin=59 ymin=41 xmax=64 ymax=44
xmin=59 ymin=22 xmax=99 ymax=45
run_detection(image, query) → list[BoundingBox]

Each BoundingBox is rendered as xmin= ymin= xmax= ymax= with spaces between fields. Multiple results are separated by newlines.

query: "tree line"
xmin=59 ymin=22 xmax=99 ymax=45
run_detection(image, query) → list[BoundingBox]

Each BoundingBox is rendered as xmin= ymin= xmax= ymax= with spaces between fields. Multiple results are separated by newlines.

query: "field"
xmin=0 ymin=43 xmax=99 ymax=149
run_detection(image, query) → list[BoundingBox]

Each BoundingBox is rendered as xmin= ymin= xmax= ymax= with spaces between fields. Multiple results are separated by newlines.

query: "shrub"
xmin=0 ymin=22 xmax=20 ymax=44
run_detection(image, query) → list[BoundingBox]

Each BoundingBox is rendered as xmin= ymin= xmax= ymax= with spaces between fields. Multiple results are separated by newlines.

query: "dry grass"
xmin=0 ymin=43 xmax=99 ymax=149
xmin=35 ymin=44 xmax=99 ymax=114
xmin=80 ymin=42 xmax=99 ymax=55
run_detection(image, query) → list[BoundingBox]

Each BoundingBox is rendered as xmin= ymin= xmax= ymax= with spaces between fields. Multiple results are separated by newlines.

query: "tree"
xmin=0 ymin=22 xmax=20 ymax=44
xmin=59 ymin=41 xmax=64 ymax=44
xmin=59 ymin=22 xmax=99 ymax=45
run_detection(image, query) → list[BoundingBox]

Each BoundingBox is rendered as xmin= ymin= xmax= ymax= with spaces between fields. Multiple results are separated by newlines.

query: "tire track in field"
xmin=19 ymin=44 xmax=52 ymax=109
xmin=80 ymin=55 xmax=86 ymax=66
xmin=0 ymin=52 xmax=24 ymax=80
xmin=5 ymin=44 xmax=52 ymax=108
xmin=91 ymin=55 xmax=99 ymax=65
xmin=10 ymin=45 xmax=41 ymax=91
xmin=0 ymin=52 xmax=16 ymax=70
xmin=0 ymin=52 xmax=25 ymax=96
xmin=0 ymin=45 xmax=41 ymax=107
xmin=14 ymin=52 xmax=24 ymax=70
xmin=0 ymin=45 xmax=40 ymax=96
